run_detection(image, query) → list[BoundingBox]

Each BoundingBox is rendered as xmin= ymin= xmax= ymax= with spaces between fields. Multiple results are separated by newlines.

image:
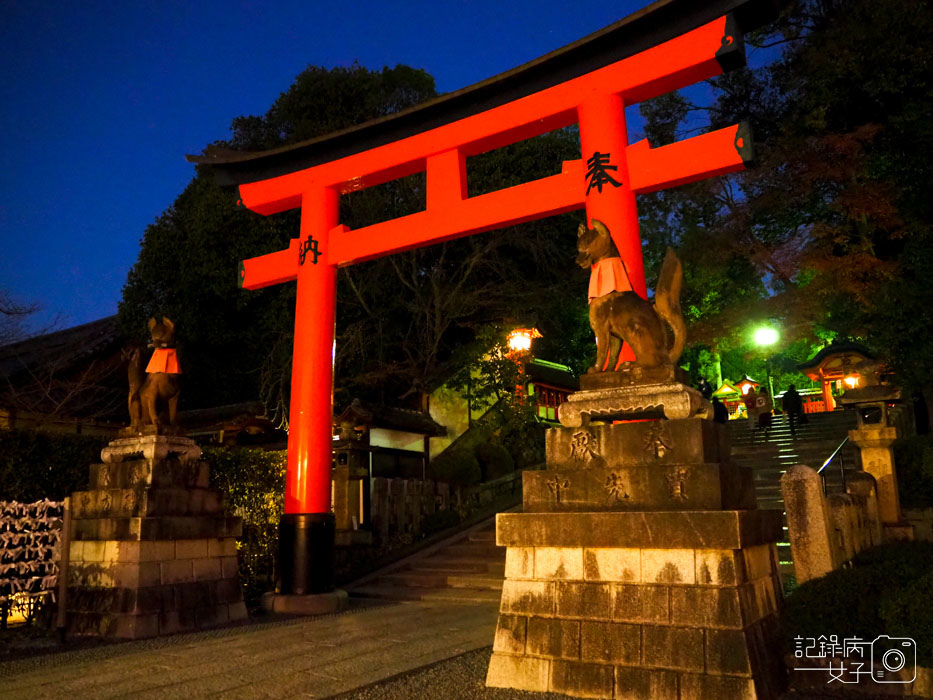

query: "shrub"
xmin=428 ymin=448 xmax=482 ymax=485
xmin=782 ymin=541 xmax=933 ymax=666
xmin=894 ymin=435 xmax=933 ymax=509
xmin=204 ymin=446 xmax=286 ymax=603
xmin=420 ymin=508 xmax=461 ymax=537
xmin=475 ymin=442 xmax=514 ymax=481
xmin=0 ymin=429 xmax=106 ymax=501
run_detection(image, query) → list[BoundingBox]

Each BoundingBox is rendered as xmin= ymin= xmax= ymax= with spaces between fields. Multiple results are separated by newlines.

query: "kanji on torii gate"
xmin=194 ymin=2 xmax=767 ymax=597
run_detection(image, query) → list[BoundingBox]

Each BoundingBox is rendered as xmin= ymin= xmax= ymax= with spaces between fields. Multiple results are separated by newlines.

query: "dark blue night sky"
xmin=1 ymin=0 xmax=698 ymax=333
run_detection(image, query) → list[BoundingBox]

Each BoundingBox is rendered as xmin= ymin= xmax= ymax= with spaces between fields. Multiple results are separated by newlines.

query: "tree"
xmin=0 ymin=290 xmax=37 ymax=347
xmin=120 ymin=65 xmax=439 ymax=413
xmin=120 ymin=64 xmax=591 ymax=424
xmin=636 ymin=0 xmax=933 ymax=392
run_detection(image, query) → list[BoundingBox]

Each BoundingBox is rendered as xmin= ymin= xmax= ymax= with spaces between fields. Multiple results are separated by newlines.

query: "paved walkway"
xmin=0 ymin=601 xmax=500 ymax=700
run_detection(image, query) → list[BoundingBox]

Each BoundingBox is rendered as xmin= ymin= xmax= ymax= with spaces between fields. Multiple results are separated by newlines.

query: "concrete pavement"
xmin=0 ymin=600 xmax=500 ymax=700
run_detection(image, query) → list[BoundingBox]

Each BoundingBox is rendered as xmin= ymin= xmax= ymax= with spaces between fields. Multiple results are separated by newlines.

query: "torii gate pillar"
xmin=580 ymin=92 xmax=645 ymax=300
xmin=277 ymin=187 xmax=340 ymax=597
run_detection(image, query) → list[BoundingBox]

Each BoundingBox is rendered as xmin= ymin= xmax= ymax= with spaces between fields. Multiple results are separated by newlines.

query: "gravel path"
xmin=331 ymin=647 xmax=925 ymax=700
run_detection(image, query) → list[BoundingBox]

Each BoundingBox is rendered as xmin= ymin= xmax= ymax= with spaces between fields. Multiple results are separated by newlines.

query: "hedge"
xmin=893 ymin=434 xmax=933 ymax=509
xmin=203 ymin=447 xmax=286 ymax=604
xmin=0 ymin=429 xmax=105 ymax=502
xmin=782 ymin=541 xmax=933 ymax=666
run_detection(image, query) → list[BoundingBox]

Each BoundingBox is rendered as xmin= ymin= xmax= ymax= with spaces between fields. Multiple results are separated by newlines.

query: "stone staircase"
xmin=728 ymin=409 xmax=860 ymax=579
xmin=347 ymin=516 xmax=505 ymax=603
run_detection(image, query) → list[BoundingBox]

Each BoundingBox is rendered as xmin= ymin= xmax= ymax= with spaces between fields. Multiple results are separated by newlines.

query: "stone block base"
xmin=67 ymin=536 xmax=246 ymax=638
xmin=523 ymin=463 xmax=756 ymax=512
xmin=260 ymin=589 xmax=349 ymax=615
xmin=883 ymin=522 xmax=916 ymax=542
xmin=65 ymin=436 xmax=246 ymax=639
xmin=486 ymin=511 xmax=786 ymax=699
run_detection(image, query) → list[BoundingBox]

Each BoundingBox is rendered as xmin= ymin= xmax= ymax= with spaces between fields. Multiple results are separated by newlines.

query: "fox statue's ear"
xmin=577 ymin=222 xmax=586 ymax=237
xmin=162 ymin=317 xmax=174 ymax=331
xmin=148 ymin=318 xmax=157 ymax=331
xmin=591 ymin=219 xmax=610 ymax=237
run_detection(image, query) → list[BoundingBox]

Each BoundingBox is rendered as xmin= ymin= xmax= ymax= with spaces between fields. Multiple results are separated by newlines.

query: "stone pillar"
xmin=371 ymin=477 xmax=388 ymax=543
xmin=332 ymin=464 xmax=369 ymax=531
xmin=849 ymin=425 xmax=902 ymax=526
xmin=66 ymin=435 xmax=246 ymax=638
xmin=487 ymin=376 xmax=786 ymax=700
xmin=781 ymin=465 xmax=839 ymax=584
xmin=847 ymin=471 xmax=883 ymax=548
xmin=408 ymin=480 xmax=423 ymax=535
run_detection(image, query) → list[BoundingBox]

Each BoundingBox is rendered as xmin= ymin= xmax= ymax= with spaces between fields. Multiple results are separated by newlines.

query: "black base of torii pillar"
xmin=261 ymin=513 xmax=348 ymax=614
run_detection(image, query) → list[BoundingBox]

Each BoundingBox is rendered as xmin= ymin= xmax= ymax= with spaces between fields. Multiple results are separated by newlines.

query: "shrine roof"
xmin=337 ymin=399 xmax=447 ymax=437
xmin=0 ymin=316 xmax=118 ymax=378
xmin=526 ymin=359 xmax=579 ymax=391
xmin=797 ymin=340 xmax=876 ymax=373
xmin=188 ymin=0 xmax=781 ymax=186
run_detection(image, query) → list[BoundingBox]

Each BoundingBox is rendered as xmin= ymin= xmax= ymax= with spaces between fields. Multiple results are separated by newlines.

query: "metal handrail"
xmin=817 ymin=436 xmax=849 ymax=493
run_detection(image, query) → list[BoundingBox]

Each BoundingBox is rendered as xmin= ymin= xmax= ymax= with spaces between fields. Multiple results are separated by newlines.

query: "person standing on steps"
xmin=712 ymin=396 xmax=728 ymax=424
xmin=782 ymin=384 xmax=805 ymax=436
xmin=755 ymin=388 xmax=773 ymax=441
xmin=743 ymin=387 xmax=759 ymax=436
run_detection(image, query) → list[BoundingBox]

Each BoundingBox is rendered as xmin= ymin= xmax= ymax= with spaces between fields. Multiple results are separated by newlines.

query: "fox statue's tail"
xmin=654 ymin=247 xmax=686 ymax=365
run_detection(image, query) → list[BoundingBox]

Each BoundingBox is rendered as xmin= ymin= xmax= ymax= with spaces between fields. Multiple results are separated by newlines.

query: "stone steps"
xmin=349 ymin=584 xmax=503 ymax=604
xmin=728 ymin=411 xmax=859 ymax=510
xmin=347 ymin=517 xmax=506 ymax=602
xmin=728 ymin=411 xmax=859 ymax=586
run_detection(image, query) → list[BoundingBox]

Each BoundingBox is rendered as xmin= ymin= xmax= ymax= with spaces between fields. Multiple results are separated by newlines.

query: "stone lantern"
xmin=840 ymin=384 xmax=914 ymax=541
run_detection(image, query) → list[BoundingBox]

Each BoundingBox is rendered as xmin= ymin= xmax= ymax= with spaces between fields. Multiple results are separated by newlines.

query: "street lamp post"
xmin=754 ymin=326 xmax=779 ymax=399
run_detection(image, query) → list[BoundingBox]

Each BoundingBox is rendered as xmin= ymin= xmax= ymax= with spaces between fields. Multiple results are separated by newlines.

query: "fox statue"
xmin=576 ymin=220 xmax=686 ymax=373
xmin=125 ymin=317 xmax=182 ymax=433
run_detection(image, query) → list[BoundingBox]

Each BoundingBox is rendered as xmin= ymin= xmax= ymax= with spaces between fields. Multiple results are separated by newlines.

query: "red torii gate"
xmin=195 ymin=2 xmax=767 ymax=596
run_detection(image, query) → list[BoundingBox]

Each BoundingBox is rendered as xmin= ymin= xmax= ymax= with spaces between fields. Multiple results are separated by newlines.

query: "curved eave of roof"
xmin=0 ymin=316 xmax=119 ymax=377
xmin=526 ymin=361 xmax=579 ymax=390
xmin=188 ymin=0 xmax=781 ymax=187
xmin=797 ymin=341 xmax=876 ymax=372
xmin=337 ymin=399 xmax=446 ymax=436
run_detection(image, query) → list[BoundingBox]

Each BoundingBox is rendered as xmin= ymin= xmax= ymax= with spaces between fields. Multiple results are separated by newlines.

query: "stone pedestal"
xmin=66 ymin=435 xmax=247 ymax=638
xmin=849 ymin=426 xmax=903 ymax=526
xmin=487 ymin=385 xmax=786 ymax=700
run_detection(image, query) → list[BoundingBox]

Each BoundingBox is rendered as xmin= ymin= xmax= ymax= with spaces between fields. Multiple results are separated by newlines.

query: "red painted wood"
xmin=284 ymin=188 xmax=339 ymax=514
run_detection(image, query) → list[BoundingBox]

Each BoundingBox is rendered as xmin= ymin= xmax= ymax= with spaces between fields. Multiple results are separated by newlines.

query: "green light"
xmin=754 ymin=327 xmax=779 ymax=346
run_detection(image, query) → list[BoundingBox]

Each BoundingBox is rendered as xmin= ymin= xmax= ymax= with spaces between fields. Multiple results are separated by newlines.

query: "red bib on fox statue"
xmin=588 ymin=257 xmax=633 ymax=301
xmin=145 ymin=348 xmax=181 ymax=374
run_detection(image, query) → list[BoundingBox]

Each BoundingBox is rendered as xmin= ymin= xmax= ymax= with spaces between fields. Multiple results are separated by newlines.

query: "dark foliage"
xmin=893 ymin=435 xmax=933 ymax=510
xmin=638 ymin=0 xmax=933 ymax=392
xmin=782 ymin=541 xmax=933 ymax=666
xmin=0 ymin=430 xmax=104 ymax=502
xmin=203 ymin=446 xmax=285 ymax=604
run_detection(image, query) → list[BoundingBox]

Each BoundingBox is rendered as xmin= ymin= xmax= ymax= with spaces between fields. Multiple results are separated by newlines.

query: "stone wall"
xmin=368 ymin=470 xmax=522 ymax=543
xmin=781 ymin=465 xmax=882 ymax=584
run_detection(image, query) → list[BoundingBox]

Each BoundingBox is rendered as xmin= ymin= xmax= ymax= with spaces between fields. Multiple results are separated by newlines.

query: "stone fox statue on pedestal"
xmin=125 ymin=317 xmax=182 ymax=432
xmin=576 ymin=220 xmax=686 ymax=373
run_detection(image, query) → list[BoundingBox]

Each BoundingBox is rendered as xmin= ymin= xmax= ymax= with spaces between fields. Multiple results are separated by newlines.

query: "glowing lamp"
xmin=507 ymin=327 xmax=541 ymax=354
xmin=753 ymin=327 xmax=779 ymax=347
xmin=844 ymin=375 xmax=859 ymax=389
